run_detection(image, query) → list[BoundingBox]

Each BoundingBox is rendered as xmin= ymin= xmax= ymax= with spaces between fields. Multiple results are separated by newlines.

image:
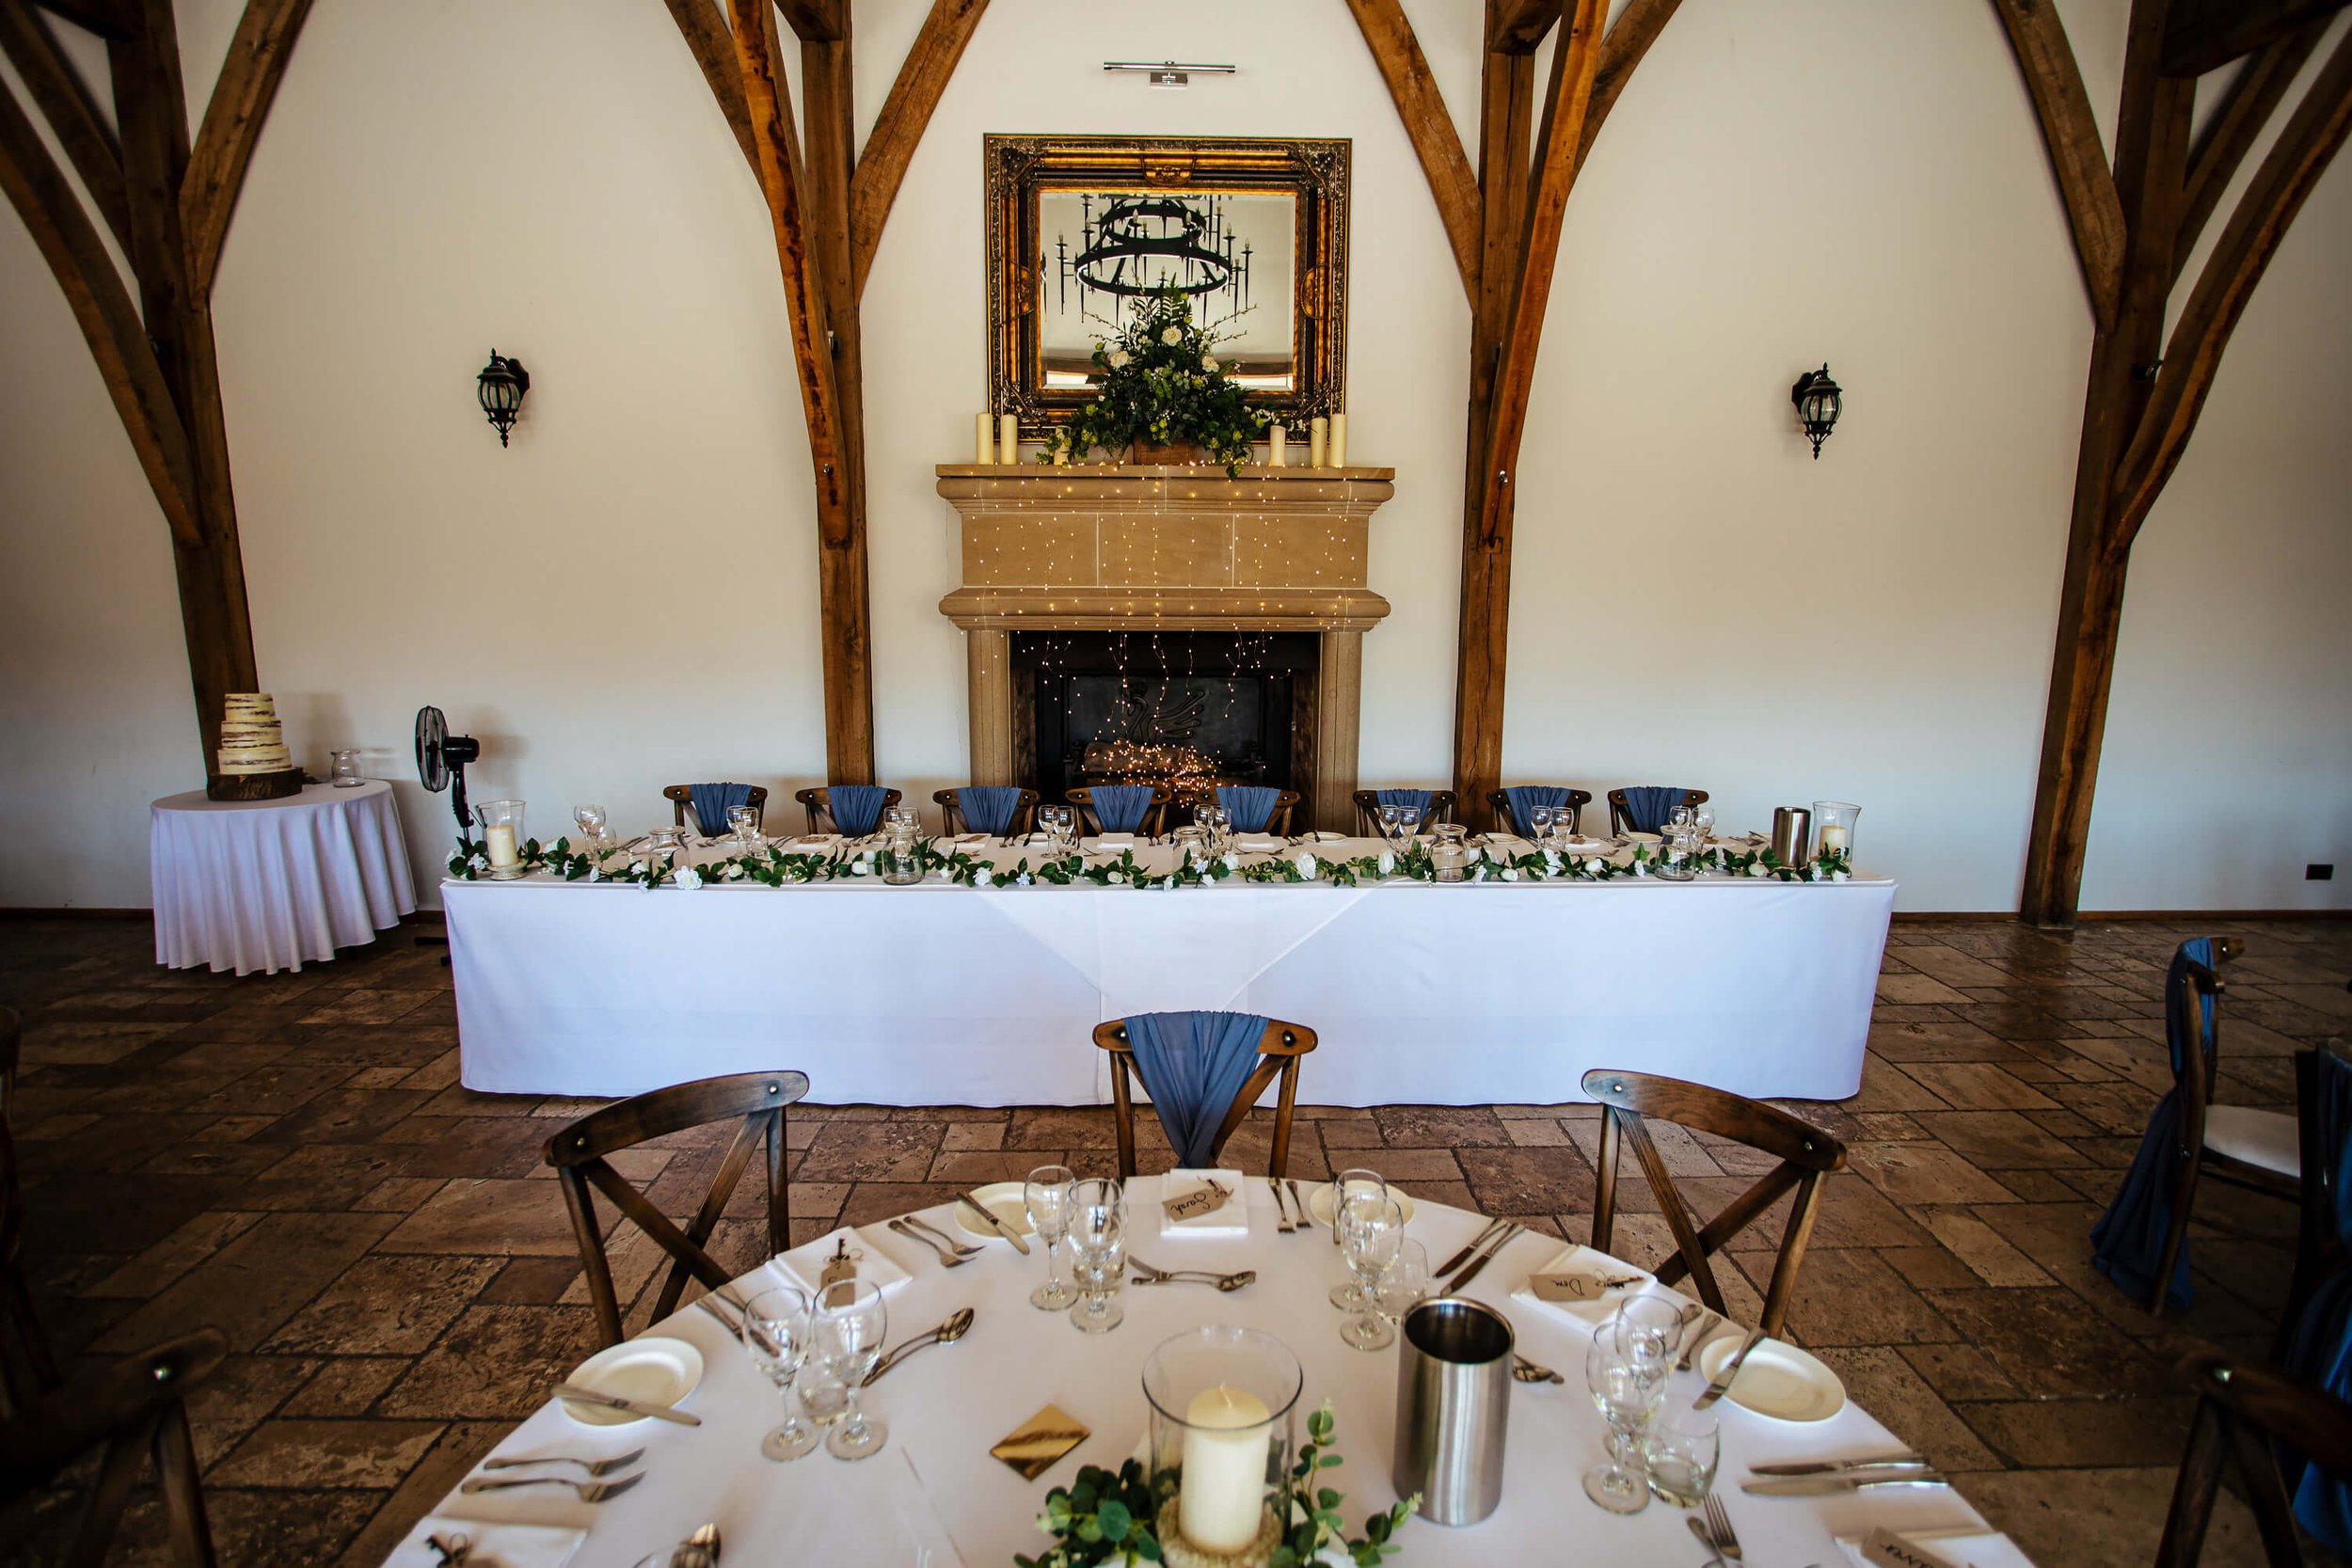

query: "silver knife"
xmin=1749 ymin=1453 xmax=1930 ymax=1477
xmin=1740 ymin=1471 xmax=1950 ymax=1497
xmin=958 ymin=1194 xmax=1031 ymax=1255
xmin=1692 ymin=1328 xmax=1761 ymax=1410
xmin=552 ymin=1383 xmax=702 ymax=1426
xmin=1443 ymin=1223 xmax=1522 ymax=1294
xmin=1434 ymin=1217 xmax=1508 ymax=1277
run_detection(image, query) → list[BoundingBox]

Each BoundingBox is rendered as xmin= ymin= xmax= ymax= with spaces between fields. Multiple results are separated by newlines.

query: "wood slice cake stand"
xmin=207 ymin=768 xmax=306 ymax=801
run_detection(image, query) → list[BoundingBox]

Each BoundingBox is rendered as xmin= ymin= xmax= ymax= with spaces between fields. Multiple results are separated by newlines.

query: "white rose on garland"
xmin=676 ymin=864 xmax=705 ymax=890
xmin=1222 ymin=852 xmax=1241 ymax=871
xmin=1294 ymin=852 xmax=1319 ymax=879
xmin=1377 ymin=849 xmax=1396 ymax=876
xmin=974 ymin=867 xmax=994 ymax=888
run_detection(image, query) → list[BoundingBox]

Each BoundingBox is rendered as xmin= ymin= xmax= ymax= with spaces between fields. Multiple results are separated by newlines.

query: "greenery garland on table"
xmin=1035 ymin=285 xmax=1273 ymax=475
xmin=1016 ymin=1402 xmax=1414 ymax=1568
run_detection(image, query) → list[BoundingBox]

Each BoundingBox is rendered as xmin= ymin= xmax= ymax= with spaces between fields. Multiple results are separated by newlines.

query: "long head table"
xmin=389 ymin=1184 xmax=2017 ymax=1566
xmin=445 ymin=835 xmax=1892 ymax=1106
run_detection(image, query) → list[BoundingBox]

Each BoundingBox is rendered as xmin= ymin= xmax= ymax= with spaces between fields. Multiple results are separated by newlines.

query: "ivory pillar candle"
xmin=1178 ymin=1383 xmax=1272 ymax=1554
xmin=974 ymin=412 xmax=994 ymax=465
xmin=1268 ymin=425 xmax=1287 ymax=467
xmin=1816 ymin=824 xmax=1849 ymax=856
xmin=1309 ymin=417 xmax=1328 ymax=468
xmin=485 ymin=824 xmax=519 ymax=870
xmin=1328 ymin=413 xmax=1347 ymax=467
xmin=999 ymin=414 xmax=1020 ymax=465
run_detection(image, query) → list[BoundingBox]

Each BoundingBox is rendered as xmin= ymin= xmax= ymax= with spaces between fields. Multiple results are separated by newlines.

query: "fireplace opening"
xmin=1012 ymin=631 xmax=1319 ymax=809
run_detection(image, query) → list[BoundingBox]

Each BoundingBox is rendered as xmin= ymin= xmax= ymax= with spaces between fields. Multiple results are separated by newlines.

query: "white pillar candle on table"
xmin=1309 ymin=417 xmax=1328 ymax=468
xmin=1817 ymin=824 xmax=1849 ymax=855
xmin=1328 ymin=412 xmax=1347 ymax=467
xmin=973 ymin=412 xmax=994 ymax=465
xmin=999 ymin=414 xmax=1020 ymax=465
xmin=1179 ymin=1383 xmax=1272 ymax=1553
xmin=485 ymin=824 xmax=519 ymax=869
xmin=1268 ymin=424 xmax=1287 ymax=467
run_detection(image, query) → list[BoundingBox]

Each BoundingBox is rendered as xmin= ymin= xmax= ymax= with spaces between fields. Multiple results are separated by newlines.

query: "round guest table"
xmin=389 ymin=1182 xmax=2023 ymax=1566
xmin=150 ymin=781 xmax=417 ymax=974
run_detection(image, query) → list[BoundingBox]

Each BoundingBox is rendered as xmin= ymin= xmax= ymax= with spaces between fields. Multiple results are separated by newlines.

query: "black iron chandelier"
xmin=1050 ymin=193 xmax=1253 ymax=331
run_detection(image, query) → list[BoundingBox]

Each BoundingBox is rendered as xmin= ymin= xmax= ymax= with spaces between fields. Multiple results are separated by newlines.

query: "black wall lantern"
xmin=477 ymin=350 xmax=529 ymax=447
xmin=1790 ymin=363 xmax=1841 ymax=458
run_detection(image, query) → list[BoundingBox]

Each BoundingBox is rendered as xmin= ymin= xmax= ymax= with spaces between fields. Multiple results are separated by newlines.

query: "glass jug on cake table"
xmin=328 ymin=749 xmax=365 ymax=788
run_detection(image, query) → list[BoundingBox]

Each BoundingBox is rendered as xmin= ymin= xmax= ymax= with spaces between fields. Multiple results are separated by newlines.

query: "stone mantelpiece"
xmin=937 ymin=465 xmax=1396 ymax=831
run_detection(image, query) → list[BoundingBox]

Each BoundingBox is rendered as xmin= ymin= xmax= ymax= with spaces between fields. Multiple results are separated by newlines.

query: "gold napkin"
xmin=991 ymin=1403 xmax=1090 ymax=1481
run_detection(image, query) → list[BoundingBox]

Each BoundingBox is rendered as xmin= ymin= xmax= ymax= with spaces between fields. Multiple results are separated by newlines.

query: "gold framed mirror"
xmin=985 ymin=135 xmax=1350 ymax=436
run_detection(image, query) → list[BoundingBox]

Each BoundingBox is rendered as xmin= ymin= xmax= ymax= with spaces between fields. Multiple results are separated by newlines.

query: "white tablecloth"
xmin=402 ymin=1185 xmax=2018 ymax=1567
xmin=446 ymin=838 xmax=1892 ymax=1104
xmin=151 ymin=781 xmax=417 ymax=975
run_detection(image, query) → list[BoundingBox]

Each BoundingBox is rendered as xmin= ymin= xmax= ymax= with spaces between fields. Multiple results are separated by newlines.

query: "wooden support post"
xmin=850 ymin=0 xmax=988 ymax=297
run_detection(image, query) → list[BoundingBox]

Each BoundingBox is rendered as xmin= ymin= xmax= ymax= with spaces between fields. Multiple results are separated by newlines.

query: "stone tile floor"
xmin=2 ymin=913 xmax=2347 ymax=1566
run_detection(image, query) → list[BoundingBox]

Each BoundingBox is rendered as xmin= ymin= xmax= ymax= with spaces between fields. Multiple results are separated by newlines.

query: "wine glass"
xmin=1068 ymin=1178 xmax=1126 ymax=1334
xmin=1584 ymin=1313 xmax=1667 ymax=1513
xmin=1377 ymin=804 xmax=1402 ymax=847
xmin=725 ymin=803 xmax=759 ymax=848
xmin=809 ymin=1279 xmax=888 ymax=1460
xmin=1527 ymin=805 xmax=1554 ymax=844
xmin=573 ymin=804 xmax=608 ymax=850
xmin=1327 ymin=1168 xmax=1390 ymax=1306
xmin=1025 ymin=1164 xmax=1078 ymax=1311
xmin=1198 ymin=804 xmax=1231 ymax=855
xmin=1692 ymin=805 xmax=1716 ymax=842
xmin=1642 ymin=1410 xmax=1720 ymax=1510
xmin=1337 ymin=1195 xmax=1405 ymax=1350
xmin=1395 ymin=805 xmax=1422 ymax=842
xmin=1615 ymin=1294 xmax=1688 ymax=1364
xmin=1373 ymin=1238 xmax=1429 ymax=1327
xmin=739 ymin=1284 xmax=820 ymax=1462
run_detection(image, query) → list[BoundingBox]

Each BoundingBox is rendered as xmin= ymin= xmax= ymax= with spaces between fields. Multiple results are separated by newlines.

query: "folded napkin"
xmin=788 ymin=833 xmax=841 ymax=850
xmin=1836 ymin=1528 xmax=2031 ymax=1568
xmin=1507 ymin=1243 xmax=1661 ymax=1329
xmin=388 ymin=1519 xmax=585 ymax=1568
xmin=1095 ymin=832 xmax=1136 ymax=847
xmin=771 ymin=1227 xmax=914 ymax=1300
xmin=1152 ymin=1169 xmax=1250 ymax=1240
xmin=1236 ymin=836 xmax=1283 ymax=852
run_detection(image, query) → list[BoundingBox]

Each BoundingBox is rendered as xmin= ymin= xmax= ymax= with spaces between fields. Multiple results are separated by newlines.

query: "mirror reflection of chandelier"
xmin=1050 ymin=193 xmax=1253 ymax=331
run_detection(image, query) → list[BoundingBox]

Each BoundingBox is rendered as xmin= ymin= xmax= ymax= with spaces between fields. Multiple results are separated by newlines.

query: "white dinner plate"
xmin=559 ymin=1336 xmax=703 ymax=1427
xmin=1697 ymin=1334 xmax=1845 ymax=1422
xmin=1305 ymin=1182 xmax=1419 ymax=1228
xmin=951 ymin=1180 xmax=1036 ymax=1240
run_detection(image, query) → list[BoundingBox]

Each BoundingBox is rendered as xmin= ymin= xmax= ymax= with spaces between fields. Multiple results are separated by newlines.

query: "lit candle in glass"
xmin=485 ymin=824 xmax=518 ymax=869
xmin=1179 ymin=1383 xmax=1272 ymax=1554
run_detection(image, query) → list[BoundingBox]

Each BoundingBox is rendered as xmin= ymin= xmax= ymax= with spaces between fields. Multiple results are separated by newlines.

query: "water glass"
xmin=1338 ymin=1195 xmax=1404 ymax=1351
xmin=1527 ymin=805 xmax=1555 ymax=843
xmin=1025 ymin=1164 xmax=1078 ymax=1310
xmin=1692 ymin=806 xmax=1716 ymax=841
xmin=1377 ymin=804 xmax=1402 ymax=845
xmin=725 ymin=803 xmax=760 ymax=847
xmin=739 ymin=1284 xmax=820 ymax=1462
xmin=1615 ymin=1295 xmax=1689 ymax=1365
xmin=1327 ymin=1167 xmax=1390 ymax=1302
xmin=1069 ymin=1178 xmax=1126 ymax=1335
xmin=328 ymin=749 xmax=365 ymax=787
xmin=1642 ymin=1410 xmax=1720 ymax=1509
xmin=1394 ymin=805 xmax=1422 ymax=841
xmin=1583 ymin=1316 xmax=1666 ymax=1513
xmin=1197 ymin=804 xmax=1232 ymax=855
xmin=1375 ymin=1238 xmax=1431 ymax=1325
xmin=808 ymin=1279 xmax=888 ymax=1460
xmin=573 ymin=803 xmax=608 ymax=849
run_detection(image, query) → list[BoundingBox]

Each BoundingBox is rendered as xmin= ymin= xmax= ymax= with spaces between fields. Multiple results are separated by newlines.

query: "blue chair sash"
xmin=954 ymin=786 xmax=1024 ymax=836
xmin=1375 ymin=788 xmax=1433 ymax=814
xmin=2089 ymin=937 xmax=2217 ymax=1309
xmin=1217 ymin=785 xmax=1283 ymax=833
xmin=827 ymin=784 xmax=888 ymax=837
xmin=2283 ymin=1049 xmax=2352 ymax=1549
xmin=1618 ymin=785 xmax=1686 ymax=834
xmin=1123 ymin=1011 xmax=1270 ymax=1169
xmin=1501 ymin=785 xmax=1573 ymax=838
xmin=1088 ymin=785 xmax=1156 ymax=833
xmin=688 ymin=782 xmax=753 ymax=836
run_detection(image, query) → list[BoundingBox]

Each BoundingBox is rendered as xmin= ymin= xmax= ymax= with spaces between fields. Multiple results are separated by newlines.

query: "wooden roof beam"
xmin=0 ymin=2 xmax=129 ymax=252
xmin=1990 ymin=0 xmax=2129 ymax=327
xmin=25 ymin=0 xmax=134 ymax=41
xmin=661 ymin=0 xmax=757 ymax=176
xmin=1492 ymin=0 xmax=1562 ymax=55
xmin=2164 ymin=0 xmax=2347 ymax=78
xmin=2174 ymin=18 xmax=2328 ymax=279
xmin=776 ymin=0 xmax=843 ymax=43
xmin=850 ymin=0 xmax=987 ymax=297
xmin=182 ymin=0 xmax=314 ymax=301
xmin=1343 ymin=0 xmax=1480 ymax=305
xmin=1577 ymin=0 xmax=1681 ymax=168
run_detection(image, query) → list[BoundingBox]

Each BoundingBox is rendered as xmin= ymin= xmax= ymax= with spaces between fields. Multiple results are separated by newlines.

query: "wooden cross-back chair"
xmin=546 ymin=1070 xmax=809 ymax=1347
xmin=2281 ymin=1045 xmax=2351 ymax=1361
xmin=1205 ymin=789 xmax=1301 ymax=835
xmin=1582 ymin=1068 xmax=1847 ymax=1339
xmin=0 ymin=1328 xmax=226 ymax=1568
xmin=2155 ymin=1353 xmax=2352 ymax=1568
xmin=1351 ymin=790 xmax=1459 ymax=835
xmin=663 ymin=784 xmax=770 ymax=834
xmin=0 ymin=1117 xmax=57 ymax=1416
xmin=1093 ymin=1019 xmax=1317 ymax=1180
xmin=1606 ymin=787 xmax=1709 ymax=836
xmin=793 ymin=786 xmax=902 ymax=837
xmin=1486 ymin=786 xmax=1593 ymax=836
xmin=1066 ymin=784 xmax=1172 ymax=837
xmin=934 ymin=787 xmax=1039 ymax=837
xmin=1 ymin=1005 xmax=18 ymax=1117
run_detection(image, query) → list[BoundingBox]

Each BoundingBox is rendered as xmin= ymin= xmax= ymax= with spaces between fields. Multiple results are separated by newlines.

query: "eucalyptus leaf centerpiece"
xmin=1038 ymin=285 xmax=1273 ymax=475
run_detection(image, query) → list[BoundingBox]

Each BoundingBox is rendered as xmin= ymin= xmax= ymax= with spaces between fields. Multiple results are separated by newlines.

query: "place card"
xmin=1509 ymin=1243 xmax=1660 ymax=1327
xmin=1528 ymin=1270 xmax=1644 ymax=1304
xmin=1162 ymin=1179 xmax=1233 ymax=1224
xmin=992 ymin=1403 xmax=1091 ymax=1481
xmin=1858 ymin=1528 xmax=1959 ymax=1568
xmin=1154 ymin=1170 xmax=1249 ymax=1239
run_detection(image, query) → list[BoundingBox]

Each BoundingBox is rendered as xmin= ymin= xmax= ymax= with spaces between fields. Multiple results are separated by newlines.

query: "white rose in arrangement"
xmin=1104 ymin=872 xmax=1124 ymax=885
xmin=676 ymin=864 xmax=705 ymax=890
xmin=1294 ymin=852 xmax=1319 ymax=879
xmin=1543 ymin=850 xmax=1562 ymax=870
xmin=586 ymin=864 xmax=603 ymax=883
xmin=1202 ymin=356 xmax=1220 ymax=372
xmin=1108 ymin=349 xmax=1130 ymax=368
xmin=1161 ymin=325 xmax=1182 ymax=344
xmin=724 ymin=863 xmax=745 ymax=880
xmin=1632 ymin=862 xmax=1649 ymax=878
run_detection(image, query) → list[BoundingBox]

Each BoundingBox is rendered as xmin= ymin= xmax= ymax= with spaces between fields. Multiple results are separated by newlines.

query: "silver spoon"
xmin=1511 ymin=1354 xmax=1563 ymax=1385
xmin=863 ymin=1307 xmax=977 ymax=1385
xmin=1129 ymin=1260 xmax=1257 ymax=1291
xmin=888 ymin=1218 xmax=974 ymax=1268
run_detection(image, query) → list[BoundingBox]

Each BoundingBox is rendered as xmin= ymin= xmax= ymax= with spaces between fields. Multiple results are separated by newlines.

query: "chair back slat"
xmin=1486 ymin=786 xmax=1593 ymax=836
xmin=2156 ymin=1354 xmax=2352 ymax=1568
xmin=934 ymin=787 xmax=1039 ymax=837
xmin=1582 ymin=1068 xmax=1846 ymax=1338
xmin=664 ymin=784 xmax=770 ymax=833
xmin=1094 ymin=1020 xmax=1316 ymax=1179
xmin=1351 ymin=789 xmax=1459 ymax=834
xmin=793 ymin=786 xmax=903 ymax=837
xmin=1068 ymin=785 xmax=1171 ymax=836
xmin=1605 ymin=787 xmax=1708 ymax=836
xmin=546 ymin=1070 xmax=809 ymax=1346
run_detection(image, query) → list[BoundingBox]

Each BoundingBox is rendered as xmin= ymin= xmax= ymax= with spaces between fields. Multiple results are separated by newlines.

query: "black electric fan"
xmin=414 ymin=706 xmax=483 ymax=837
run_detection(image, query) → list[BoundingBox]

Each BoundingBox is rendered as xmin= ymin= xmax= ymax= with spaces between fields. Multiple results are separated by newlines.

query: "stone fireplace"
xmin=937 ymin=464 xmax=1394 ymax=831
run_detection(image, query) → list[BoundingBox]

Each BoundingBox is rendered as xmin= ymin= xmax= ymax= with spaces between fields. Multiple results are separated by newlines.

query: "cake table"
xmin=151 ymin=781 xmax=418 ymax=974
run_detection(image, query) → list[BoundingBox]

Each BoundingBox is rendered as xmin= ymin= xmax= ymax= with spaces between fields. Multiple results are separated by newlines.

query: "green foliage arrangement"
xmin=1037 ymin=285 xmax=1273 ymax=475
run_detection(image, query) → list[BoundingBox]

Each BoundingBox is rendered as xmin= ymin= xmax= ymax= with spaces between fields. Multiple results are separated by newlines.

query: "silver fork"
xmin=1704 ymin=1494 xmax=1743 ymax=1562
xmin=888 ymin=1218 xmax=974 ymax=1268
xmin=900 ymin=1212 xmax=984 ymax=1259
xmin=460 ymin=1472 xmax=644 ymax=1502
xmin=1269 ymin=1178 xmax=1295 ymax=1235
xmin=481 ymin=1447 xmax=644 ymax=1476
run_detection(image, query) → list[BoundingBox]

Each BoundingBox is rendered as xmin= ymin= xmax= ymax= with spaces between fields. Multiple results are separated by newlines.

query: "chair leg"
xmin=153 ymin=1399 xmax=219 ymax=1568
xmin=1590 ymin=1108 xmax=1621 ymax=1255
xmin=556 ymin=1168 xmax=624 ymax=1347
xmin=1269 ymin=1060 xmax=1299 ymax=1180
xmin=2153 ymin=1397 xmax=2229 ymax=1568
xmin=2149 ymin=1146 xmax=2201 ymax=1316
xmin=1109 ymin=1058 xmax=1137 ymax=1181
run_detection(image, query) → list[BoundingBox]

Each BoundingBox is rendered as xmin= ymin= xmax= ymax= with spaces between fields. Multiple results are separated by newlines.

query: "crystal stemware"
xmin=1527 ymin=805 xmax=1555 ymax=844
xmin=1583 ymin=1314 xmax=1667 ymax=1513
xmin=1338 ymin=1196 xmax=1405 ymax=1351
xmin=725 ymin=803 xmax=759 ymax=848
xmin=810 ymin=1279 xmax=888 ymax=1460
xmin=1377 ymin=804 xmax=1401 ymax=847
xmin=1394 ymin=805 xmax=1423 ymax=842
xmin=1642 ymin=1409 xmax=1720 ymax=1509
xmin=1025 ymin=1164 xmax=1078 ymax=1310
xmin=1327 ymin=1167 xmax=1390 ymax=1305
xmin=1375 ymin=1238 xmax=1431 ymax=1325
xmin=739 ymin=1284 xmax=820 ymax=1462
xmin=1069 ymin=1178 xmax=1126 ymax=1335
xmin=573 ymin=804 xmax=608 ymax=850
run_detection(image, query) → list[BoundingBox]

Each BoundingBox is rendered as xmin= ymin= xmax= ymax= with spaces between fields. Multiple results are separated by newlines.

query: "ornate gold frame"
xmin=985 ymin=134 xmax=1350 ymax=436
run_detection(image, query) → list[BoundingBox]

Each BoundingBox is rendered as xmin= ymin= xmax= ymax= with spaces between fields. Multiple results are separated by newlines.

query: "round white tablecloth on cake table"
xmin=151 ymin=781 xmax=417 ymax=974
xmin=392 ymin=1183 xmax=2025 ymax=1566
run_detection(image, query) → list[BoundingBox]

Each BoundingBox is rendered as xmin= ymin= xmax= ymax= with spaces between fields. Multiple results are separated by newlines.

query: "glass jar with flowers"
xmin=1037 ymin=285 xmax=1273 ymax=475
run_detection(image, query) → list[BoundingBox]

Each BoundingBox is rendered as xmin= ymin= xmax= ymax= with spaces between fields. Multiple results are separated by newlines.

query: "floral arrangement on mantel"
xmin=1036 ymin=284 xmax=1272 ymax=475
xmin=449 ymin=833 xmax=1854 ymax=891
xmin=1017 ymin=1402 xmax=1414 ymax=1568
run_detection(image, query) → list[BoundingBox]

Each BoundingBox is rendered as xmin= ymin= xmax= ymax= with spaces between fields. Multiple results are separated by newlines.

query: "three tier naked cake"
xmin=206 ymin=692 xmax=304 ymax=800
